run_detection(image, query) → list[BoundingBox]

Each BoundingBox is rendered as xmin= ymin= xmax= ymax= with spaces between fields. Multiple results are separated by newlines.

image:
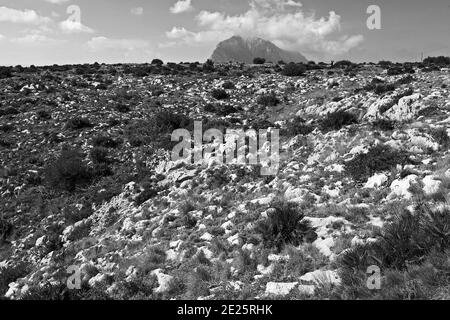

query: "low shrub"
xmin=0 ymin=107 xmax=20 ymax=117
xmin=144 ymin=247 xmax=167 ymax=269
xmin=284 ymin=117 xmax=314 ymax=136
xmin=36 ymin=110 xmax=52 ymax=120
xmin=21 ymin=283 xmax=111 ymax=300
xmin=218 ymin=104 xmax=240 ymax=117
xmin=115 ymin=104 xmax=131 ymax=113
xmin=185 ymin=268 xmax=210 ymax=299
xmin=222 ymin=81 xmax=235 ymax=89
xmin=247 ymin=118 xmax=276 ymax=131
xmin=151 ymin=59 xmax=164 ymax=66
xmin=204 ymin=103 xmax=216 ymax=113
xmin=0 ymin=217 xmax=13 ymax=245
xmin=395 ymin=75 xmax=415 ymax=86
xmin=152 ymin=110 xmax=193 ymax=133
xmin=203 ymin=59 xmax=215 ymax=72
xmin=0 ymin=138 xmax=13 ymax=148
xmin=203 ymin=119 xmax=232 ymax=133
xmin=374 ymin=83 xmax=396 ymax=95
xmin=378 ymin=61 xmax=393 ymax=68
xmin=338 ymin=204 xmax=450 ymax=299
xmin=211 ymin=89 xmax=229 ymax=100
xmin=320 ymin=110 xmax=358 ymax=132
xmin=150 ymin=85 xmax=164 ymax=97
xmin=253 ymin=57 xmax=266 ymax=64
xmin=334 ymin=60 xmax=354 ymax=69
xmin=235 ymin=249 xmax=257 ymax=274
xmin=108 ymin=118 xmax=121 ymax=127
xmin=125 ymin=111 xmax=192 ymax=149
xmin=204 ymin=166 xmax=231 ymax=189
xmin=135 ymin=186 xmax=158 ymax=206
xmin=387 ymin=65 xmax=415 ymax=76
xmin=255 ymin=200 xmax=317 ymax=251
xmin=90 ymin=147 xmax=111 ymax=164
xmin=65 ymin=117 xmax=93 ymax=130
xmin=114 ymin=88 xmax=134 ymax=101
xmin=45 ymin=148 xmax=93 ymax=191
xmin=63 ymin=204 xmax=93 ymax=224
xmin=423 ymin=56 xmax=450 ymax=66
xmin=0 ymin=263 xmax=31 ymax=296
xmin=430 ymin=127 xmax=450 ymax=149
xmin=346 ymin=145 xmax=410 ymax=183
xmin=0 ymin=124 xmax=14 ymax=133
xmin=0 ymin=67 xmax=13 ymax=79
xmin=111 ymin=274 xmax=158 ymax=300
xmin=257 ymin=91 xmax=280 ymax=107
xmin=281 ymin=63 xmax=306 ymax=77
xmin=372 ymin=119 xmax=396 ymax=131
xmin=92 ymin=135 xmax=121 ymax=149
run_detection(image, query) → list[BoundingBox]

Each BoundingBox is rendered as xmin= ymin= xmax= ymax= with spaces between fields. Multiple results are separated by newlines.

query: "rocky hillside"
xmin=0 ymin=60 xmax=449 ymax=300
xmin=211 ymin=36 xmax=307 ymax=64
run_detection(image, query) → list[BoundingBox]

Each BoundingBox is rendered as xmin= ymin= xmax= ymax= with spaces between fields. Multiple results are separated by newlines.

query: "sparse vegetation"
xmin=284 ymin=117 xmax=314 ymax=136
xmin=65 ymin=117 xmax=93 ymax=130
xmin=45 ymin=148 xmax=93 ymax=191
xmin=372 ymin=119 xmax=396 ymax=131
xmin=281 ymin=63 xmax=306 ymax=77
xmin=320 ymin=110 xmax=358 ymax=132
xmin=430 ymin=127 xmax=450 ymax=149
xmin=423 ymin=56 xmax=450 ymax=66
xmin=346 ymin=145 xmax=411 ymax=183
xmin=0 ymin=107 xmax=20 ymax=117
xmin=257 ymin=91 xmax=280 ymax=107
xmin=255 ymin=200 xmax=317 ymax=252
xmin=0 ymin=263 xmax=31 ymax=296
xmin=92 ymin=135 xmax=121 ymax=149
xmin=222 ymin=81 xmax=235 ymax=89
xmin=253 ymin=57 xmax=266 ymax=65
xmin=211 ymin=88 xmax=230 ymax=100
xmin=338 ymin=204 xmax=450 ymax=299
xmin=1 ymin=60 xmax=449 ymax=301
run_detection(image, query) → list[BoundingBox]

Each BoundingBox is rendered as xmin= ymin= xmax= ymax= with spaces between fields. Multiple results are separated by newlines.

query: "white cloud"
xmin=43 ymin=0 xmax=70 ymax=4
xmin=164 ymin=0 xmax=364 ymax=56
xmin=170 ymin=0 xmax=193 ymax=14
xmin=0 ymin=34 xmax=4 ymax=40
xmin=59 ymin=19 xmax=94 ymax=34
xmin=131 ymin=7 xmax=144 ymax=16
xmin=250 ymin=0 xmax=303 ymax=12
xmin=0 ymin=6 xmax=51 ymax=25
xmin=166 ymin=27 xmax=231 ymax=46
xmin=87 ymin=37 xmax=154 ymax=62
xmin=11 ymin=34 xmax=62 ymax=45
xmin=87 ymin=37 xmax=150 ymax=52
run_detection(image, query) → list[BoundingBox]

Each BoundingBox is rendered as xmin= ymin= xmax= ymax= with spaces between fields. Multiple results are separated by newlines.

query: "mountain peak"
xmin=211 ymin=36 xmax=307 ymax=64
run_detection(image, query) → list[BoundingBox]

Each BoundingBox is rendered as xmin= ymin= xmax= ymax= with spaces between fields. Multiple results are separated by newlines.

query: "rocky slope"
xmin=211 ymin=36 xmax=307 ymax=64
xmin=0 ymin=61 xmax=449 ymax=300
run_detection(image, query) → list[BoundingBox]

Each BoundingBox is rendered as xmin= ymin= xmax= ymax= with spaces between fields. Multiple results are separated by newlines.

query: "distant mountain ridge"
xmin=210 ymin=36 xmax=307 ymax=64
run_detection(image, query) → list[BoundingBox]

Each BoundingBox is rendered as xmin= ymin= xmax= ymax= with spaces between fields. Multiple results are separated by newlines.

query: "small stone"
xmin=265 ymin=282 xmax=298 ymax=296
xmin=422 ymin=175 xmax=442 ymax=195
xmin=364 ymin=173 xmax=388 ymax=189
xmin=200 ymin=232 xmax=213 ymax=241
xmin=151 ymin=269 xmax=174 ymax=294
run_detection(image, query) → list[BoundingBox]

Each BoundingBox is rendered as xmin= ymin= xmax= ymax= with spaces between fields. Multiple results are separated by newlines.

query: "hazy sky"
xmin=0 ymin=0 xmax=449 ymax=65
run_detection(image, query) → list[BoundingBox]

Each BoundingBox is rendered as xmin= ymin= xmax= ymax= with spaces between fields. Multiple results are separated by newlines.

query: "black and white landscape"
xmin=0 ymin=0 xmax=449 ymax=301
